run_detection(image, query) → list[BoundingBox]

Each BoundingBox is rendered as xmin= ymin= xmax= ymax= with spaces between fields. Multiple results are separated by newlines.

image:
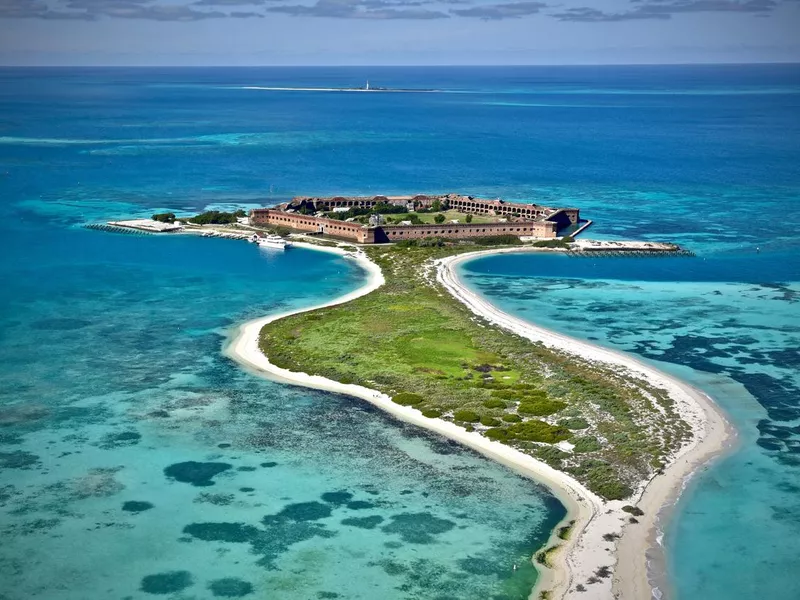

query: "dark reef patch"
xmin=183 ymin=522 xmax=260 ymax=543
xmin=99 ymin=430 xmax=141 ymax=449
xmin=263 ymin=502 xmax=332 ymax=523
xmin=239 ymin=487 xmax=255 ymax=493
xmin=381 ymin=512 xmax=456 ymax=544
xmin=260 ymin=461 xmax=278 ymax=468
xmin=346 ymin=500 xmax=375 ymax=510
xmin=341 ymin=515 xmax=384 ymax=529
xmin=140 ymin=571 xmax=194 ymax=595
xmin=0 ymin=432 xmax=24 ymax=445
xmin=194 ymin=492 xmax=235 ymax=505
xmin=0 ymin=450 xmax=40 ymax=469
xmin=122 ymin=501 xmax=154 ymax=513
xmin=0 ymin=404 xmax=49 ymax=426
xmin=237 ymin=466 xmax=256 ymax=472
xmin=164 ymin=461 xmax=231 ymax=486
xmin=321 ymin=491 xmax=353 ymax=505
xmin=208 ymin=577 xmax=254 ymax=597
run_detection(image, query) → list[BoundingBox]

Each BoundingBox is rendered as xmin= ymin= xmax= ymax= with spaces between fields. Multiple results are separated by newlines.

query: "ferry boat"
xmin=256 ymin=234 xmax=292 ymax=250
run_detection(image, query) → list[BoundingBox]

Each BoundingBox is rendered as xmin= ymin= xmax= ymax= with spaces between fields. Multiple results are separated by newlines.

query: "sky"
xmin=0 ymin=0 xmax=798 ymax=65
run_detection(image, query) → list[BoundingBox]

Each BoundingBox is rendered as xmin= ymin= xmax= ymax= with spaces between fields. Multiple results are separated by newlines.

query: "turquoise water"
xmin=460 ymin=253 xmax=800 ymax=599
xmin=1 ymin=65 xmax=799 ymax=599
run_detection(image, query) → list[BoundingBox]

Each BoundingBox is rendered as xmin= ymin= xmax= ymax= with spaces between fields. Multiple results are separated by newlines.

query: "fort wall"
xmin=250 ymin=209 xmax=375 ymax=243
xmin=377 ymin=220 xmax=557 ymax=242
xmin=250 ymin=208 xmax=559 ymax=243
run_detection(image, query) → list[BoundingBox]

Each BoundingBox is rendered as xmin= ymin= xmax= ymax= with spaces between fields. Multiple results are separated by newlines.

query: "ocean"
xmin=0 ymin=64 xmax=798 ymax=599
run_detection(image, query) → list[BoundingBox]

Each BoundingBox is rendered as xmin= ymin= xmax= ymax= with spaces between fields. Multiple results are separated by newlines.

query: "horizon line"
xmin=1 ymin=61 xmax=800 ymax=69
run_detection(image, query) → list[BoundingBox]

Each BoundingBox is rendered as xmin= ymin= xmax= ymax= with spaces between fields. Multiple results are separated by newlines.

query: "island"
xmin=221 ymin=194 xmax=731 ymax=600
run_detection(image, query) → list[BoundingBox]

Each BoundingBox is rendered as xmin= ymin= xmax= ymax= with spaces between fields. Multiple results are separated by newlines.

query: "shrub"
xmin=572 ymin=436 xmax=602 ymax=453
xmin=621 ymin=505 xmax=644 ymax=516
xmin=152 ymin=212 xmax=176 ymax=223
xmin=559 ymin=417 xmax=590 ymax=430
xmin=472 ymin=234 xmax=522 ymax=246
xmin=518 ymin=399 xmax=567 ymax=416
xmin=188 ymin=210 xmax=240 ymax=225
xmin=502 ymin=413 xmax=522 ymax=423
xmin=453 ymin=410 xmax=480 ymax=423
xmin=434 ymin=213 xmax=446 ymax=224
xmin=505 ymin=420 xmax=571 ymax=444
xmin=480 ymin=415 xmax=500 ymax=427
xmin=592 ymin=480 xmax=632 ymax=501
xmin=485 ymin=428 xmax=508 ymax=441
xmin=532 ymin=239 xmax=570 ymax=249
xmin=392 ymin=392 xmax=423 ymax=406
xmin=536 ymin=445 xmax=569 ymax=464
xmin=483 ymin=399 xmax=506 ymax=409
xmin=465 ymin=214 xmax=473 ymax=223
xmin=421 ymin=408 xmax=442 ymax=418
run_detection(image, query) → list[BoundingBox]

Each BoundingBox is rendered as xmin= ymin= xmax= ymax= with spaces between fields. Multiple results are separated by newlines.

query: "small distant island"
xmin=241 ymin=81 xmax=438 ymax=93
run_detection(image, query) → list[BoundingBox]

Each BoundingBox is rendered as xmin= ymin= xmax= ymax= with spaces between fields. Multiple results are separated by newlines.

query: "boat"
xmin=257 ymin=234 xmax=292 ymax=250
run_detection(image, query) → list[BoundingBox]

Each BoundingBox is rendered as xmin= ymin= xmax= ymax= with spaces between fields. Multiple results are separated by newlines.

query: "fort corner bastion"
xmin=249 ymin=193 xmax=582 ymax=244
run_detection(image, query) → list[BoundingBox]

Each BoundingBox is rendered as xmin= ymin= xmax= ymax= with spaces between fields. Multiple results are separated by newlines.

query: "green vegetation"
xmin=535 ymin=545 xmax=561 ymax=567
xmin=572 ymin=436 xmax=602 ymax=453
xmin=471 ymin=234 xmax=522 ymax=246
xmin=188 ymin=210 xmax=246 ymax=225
xmin=392 ymin=392 xmax=423 ymax=406
xmin=384 ymin=210 xmax=496 ymax=225
xmin=557 ymin=520 xmax=576 ymax=540
xmin=559 ymin=417 xmax=590 ymax=430
xmin=259 ymin=243 xmax=691 ymax=500
xmin=152 ymin=212 xmax=176 ymax=223
xmin=622 ymin=505 xmax=645 ymax=516
xmin=453 ymin=410 xmax=480 ymax=423
xmin=483 ymin=399 xmax=507 ymax=409
xmin=434 ymin=213 xmax=446 ymax=224
xmin=532 ymin=238 xmax=572 ymax=249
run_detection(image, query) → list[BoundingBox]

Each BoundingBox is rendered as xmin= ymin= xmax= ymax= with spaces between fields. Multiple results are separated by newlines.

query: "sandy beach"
xmin=226 ymin=242 xmax=734 ymax=600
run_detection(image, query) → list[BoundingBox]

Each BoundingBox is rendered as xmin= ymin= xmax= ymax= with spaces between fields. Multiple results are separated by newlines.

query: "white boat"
xmin=257 ymin=234 xmax=292 ymax=250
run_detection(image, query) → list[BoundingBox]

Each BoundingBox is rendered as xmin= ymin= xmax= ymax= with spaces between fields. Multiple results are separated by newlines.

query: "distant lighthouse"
xmin=365 ymin=79 xmax=370 ymax=91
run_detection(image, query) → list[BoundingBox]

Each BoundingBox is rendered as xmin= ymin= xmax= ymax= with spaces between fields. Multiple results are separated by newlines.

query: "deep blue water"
xmin=1 ymin=64 xmax=799 ymax=599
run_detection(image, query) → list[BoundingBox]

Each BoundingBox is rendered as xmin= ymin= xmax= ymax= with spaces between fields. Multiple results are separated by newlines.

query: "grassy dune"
xmin=260 ymin=244 xmax=692 ymax=500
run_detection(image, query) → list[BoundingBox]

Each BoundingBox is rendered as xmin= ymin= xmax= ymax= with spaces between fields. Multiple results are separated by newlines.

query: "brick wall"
xmin=250 ymin=209 xmax=373 ymax=243
xmin=379 ymin=220 xmax=557 ymax=241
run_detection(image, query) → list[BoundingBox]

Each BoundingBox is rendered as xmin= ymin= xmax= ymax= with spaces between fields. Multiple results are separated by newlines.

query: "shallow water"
xmin=0 ymin=228 xmax=563 ymax=599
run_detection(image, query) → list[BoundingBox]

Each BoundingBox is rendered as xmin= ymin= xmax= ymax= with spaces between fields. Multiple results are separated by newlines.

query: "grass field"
xmin=260 ymin=243 xmax=691 ymax=500
xmin=382 ymin=210 xmax=498 ymax=225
